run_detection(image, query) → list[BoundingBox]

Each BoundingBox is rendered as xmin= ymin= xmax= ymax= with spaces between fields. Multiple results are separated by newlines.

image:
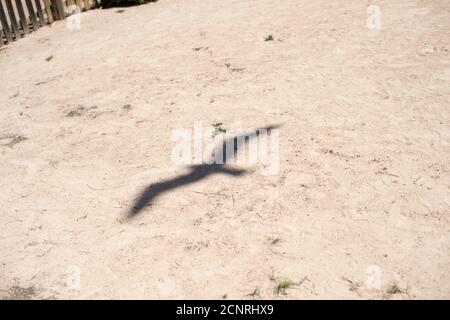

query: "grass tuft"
xmin=270 ymin=237 xmax=281 ymax=246
xmin=245 ymin=287 xmax=261 ymax=298
xmin=275 ymin=279 xmax=297 ymax=295
xmin=211 ymin=122 xmax=226 ymax=137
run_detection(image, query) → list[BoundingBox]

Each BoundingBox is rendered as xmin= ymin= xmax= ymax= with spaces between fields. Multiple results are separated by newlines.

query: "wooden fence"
xmin=0 ymin=0 xmax=97 ymax=46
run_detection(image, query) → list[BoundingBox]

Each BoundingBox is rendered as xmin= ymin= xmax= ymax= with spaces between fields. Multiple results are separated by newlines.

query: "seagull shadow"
xmin=126 ymin=124 xmax=281 ymax=218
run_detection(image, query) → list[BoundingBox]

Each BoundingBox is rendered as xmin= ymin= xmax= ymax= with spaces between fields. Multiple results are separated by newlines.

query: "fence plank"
xmin=15 ymin=0 xmax=29 ymax=34
xmin=65 ymin=0 xmax=73 ymax=13
xmin=0 ymin=0 xmax=13 ymax=43
xmin=0 ymin=30 xmax=3 ymax=46
xmin=25 ymin=0 xmax=40 ymax=31
xmin=5 ymin=0 xmax=22 ymax=39
xmin=42 ymin=0 xmax=53 ymax=23
xmin=34 ymin=0 xmax=46 ymax=26
xmin=75 ymin=0 xmax=82 ymax=11
xmin=54 ymin=0 xmax=65 ymax=20
xmin=49 ymin=0 xmax=58 ymax=20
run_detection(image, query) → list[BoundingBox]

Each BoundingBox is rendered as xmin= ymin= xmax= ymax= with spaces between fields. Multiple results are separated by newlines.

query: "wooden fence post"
xmin=55 ymin=0 xmax=65 ymax=20
xmin=75 ymin=0 xmax=83 ymax=11
xmin=25 ymin=0 xmax=40 ymax=31
xmin=0 ymin=0 xmax=13 ymax=43
xmin=5 ymin=0 xmax=22 ymax=39
xmin=34 ymin=0 xmax=47 ymax=26
xmin=49 ymin=0 xmax=59 ymax=20
xmin=43 ymin=0 xmax=53 ymax=23
xmin=15 ymin=0 xmax=30 ymax=34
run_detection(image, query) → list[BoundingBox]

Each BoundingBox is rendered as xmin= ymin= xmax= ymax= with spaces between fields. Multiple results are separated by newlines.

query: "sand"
xmin=0 ymin=0 xmax=449 ymax=299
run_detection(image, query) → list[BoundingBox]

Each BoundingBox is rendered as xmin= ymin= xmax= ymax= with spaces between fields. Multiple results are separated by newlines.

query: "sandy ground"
xmin=0 ymin=0 xmax=449 ymax=299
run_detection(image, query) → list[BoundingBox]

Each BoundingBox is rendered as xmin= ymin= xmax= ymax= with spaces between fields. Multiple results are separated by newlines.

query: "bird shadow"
xmin=126 ymin=124 xmax=281 ymax=218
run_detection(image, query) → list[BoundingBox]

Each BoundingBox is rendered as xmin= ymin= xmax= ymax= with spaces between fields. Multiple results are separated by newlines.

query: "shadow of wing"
xmin=126 ymin=124 xmax=282 ymax=218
